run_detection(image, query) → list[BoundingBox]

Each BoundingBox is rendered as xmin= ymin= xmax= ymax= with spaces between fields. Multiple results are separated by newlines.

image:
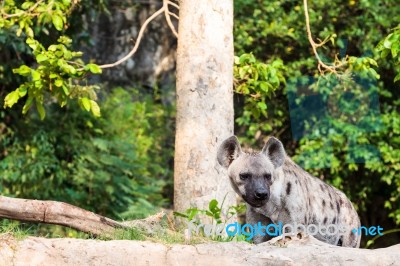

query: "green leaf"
xmin=80 ymin=97 xmax=91 ymax=111
xmin=26 ymin=38 xmax=37 ymax=50
xmin=22 ymin=96 xmax=34 ymax=114
xmin=257 ymin=101 xmax=267 ymax=110
xmin=13 ymin=65 xmax=31 ymax=76
xmin=369 ymin=68 xmax=380 ymax=79
xmin=381 ymin=49 xmax=390 ymax=58
xmin=25 ymin=26 xmax=34 ymax=38
xmin=21 ymin=2 xmax=34 ymax=9
xmin=58 ymin=36 xmax=72 ymax=45
xmin=36 ymin=54 xmax=48 ymax=63
xmin=54 ymin=79 xmax=63 ymax=87
xmin=31 ymin=70 xmax=41 ymax=81
xmin=64 ymin=64 xmax=76 ymax=74
xmin=188 ymin=208 xmax=199 ymax=220
xmin=394 ymin=73 xmax=400 ymax=83
xmin=86 ymin=64 xmax=102 ymax=74
xmin=239 ymin=67 xmax=247 ymax=79
xmin=4 ymin=90 xmax=20 ymax=108
xmin=259 ymin=81 xmax=271 ymax=92
xmin=391 ymin=43 xmax=399 ymax=58
xmin=18 ymin=86 xmax=27 ymax=97
xmin=36 ymin=101 xmax=45 ymax=120
xmin=48 ymin=45 xmax=58 ymax=52
xmin=209 ymin=199 xmax=218 ymax=212
xmin=90 ymin=100 xmax=101 ymax=117
xmin=52 ymin=14 xmax=64 ymax=31
xmin=62 ymin=85 xmax=69 ymax=95
xmin=384 ymin=34 xmax=393 ymax=49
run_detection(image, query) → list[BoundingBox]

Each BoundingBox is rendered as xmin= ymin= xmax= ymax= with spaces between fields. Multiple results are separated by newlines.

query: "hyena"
xmin=217 ymin=135 xmax=361 ymax=247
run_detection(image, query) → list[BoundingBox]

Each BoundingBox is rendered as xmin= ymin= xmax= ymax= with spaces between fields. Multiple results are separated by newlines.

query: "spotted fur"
xmin=217 ymin=136 xmax=361 ymax=248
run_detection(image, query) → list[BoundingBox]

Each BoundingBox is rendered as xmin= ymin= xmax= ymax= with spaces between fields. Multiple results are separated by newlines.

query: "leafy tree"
xmin=0 ymin=0 xmax=105 ymax=119
xmin=233 ymin=0 xmax=400 ymax=247
xmin=0 ymin=88 xmax=172 ymax=219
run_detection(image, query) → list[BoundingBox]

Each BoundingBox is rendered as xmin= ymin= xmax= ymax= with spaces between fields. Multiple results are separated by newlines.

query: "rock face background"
xmin=83 ymin=2 xmax=177 ymax=90
xmin=1 ymin=233 xmax=399 ymax=266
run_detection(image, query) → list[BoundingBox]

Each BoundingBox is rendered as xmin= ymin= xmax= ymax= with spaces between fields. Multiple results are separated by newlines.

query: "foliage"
xmin=376 ymin=24 xmax=400 ymax=83
xmin=0 ymin=0 xmax=103 ymax=119
xmin=233 ymin=0 xmax=400 ymax=247
xmin=233 ymin=0 xmax=400 ymax=143
xmin=0 ymin=88 xmax=172 ymax=219
xmin=234 ymin=53 xmax=286 ymax=140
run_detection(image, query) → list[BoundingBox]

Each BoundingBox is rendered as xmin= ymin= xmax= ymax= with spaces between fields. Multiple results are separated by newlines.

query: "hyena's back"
xmin=281 ymin=158 xmax=361 ymax=247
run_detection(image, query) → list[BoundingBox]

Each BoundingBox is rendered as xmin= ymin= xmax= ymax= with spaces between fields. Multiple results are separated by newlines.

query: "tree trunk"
xmin=174 ymin=0 xmax=236 ymax=218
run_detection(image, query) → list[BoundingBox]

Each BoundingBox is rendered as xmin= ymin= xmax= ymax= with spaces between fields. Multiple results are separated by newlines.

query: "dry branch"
xmin=0 ymin=196 xmax=126 ymax=237
xmin=97 ymin=0 xmax=179 ymax=69
xmin=303 ymin=0 xmax=344 ymax=75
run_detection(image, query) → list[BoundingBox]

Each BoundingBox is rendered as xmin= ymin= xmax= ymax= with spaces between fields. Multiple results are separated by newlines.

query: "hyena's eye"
xmin=239 ymin=173 xmax=251 ymax=180
xmin=263 ymin=173 xmax=271 ymax=181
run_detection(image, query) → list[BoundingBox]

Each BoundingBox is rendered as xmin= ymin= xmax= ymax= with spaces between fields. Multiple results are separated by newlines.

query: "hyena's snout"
xmin=254 ymin=188 xmax=269 ymax=201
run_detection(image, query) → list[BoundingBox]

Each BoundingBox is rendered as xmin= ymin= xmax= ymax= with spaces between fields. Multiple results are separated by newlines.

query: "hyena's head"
xmin=217 ymin=136 xmax=286 ymax=207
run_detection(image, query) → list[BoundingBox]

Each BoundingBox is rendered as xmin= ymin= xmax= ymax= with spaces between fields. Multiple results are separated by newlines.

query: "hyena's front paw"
xmin=267 ymin=232 xmax=307 ymax=247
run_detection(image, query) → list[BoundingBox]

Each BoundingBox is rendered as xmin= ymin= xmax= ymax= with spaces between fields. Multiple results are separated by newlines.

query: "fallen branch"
xmin=0 ymin=196 xmax=126 ymax=237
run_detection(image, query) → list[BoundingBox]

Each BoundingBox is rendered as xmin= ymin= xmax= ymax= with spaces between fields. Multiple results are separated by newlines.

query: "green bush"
xmin=0 ymin=87 xmax=173 ymax=219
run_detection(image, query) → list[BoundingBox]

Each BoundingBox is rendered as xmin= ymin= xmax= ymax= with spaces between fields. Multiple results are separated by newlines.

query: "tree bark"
xmin=0 ymin=196 xmax=124 ymax=237
xmin=174 ymin=0 xmax=236 ymax=217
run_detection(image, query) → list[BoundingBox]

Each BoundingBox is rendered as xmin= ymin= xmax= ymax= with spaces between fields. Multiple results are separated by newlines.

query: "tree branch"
xmin=164 ymin=0 xmax=178 ymax=38
xmin=303 ymin=0 xmax=344 ymax=75
xmin=97 ymin=0 xmax=179 ymax=69
xmin=0 ymin=0 xmax=43 ymax=19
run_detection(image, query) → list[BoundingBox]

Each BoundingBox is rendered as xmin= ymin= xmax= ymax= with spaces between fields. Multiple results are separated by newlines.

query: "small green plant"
xmin=173 ymin=197 xmax=246 ymax=242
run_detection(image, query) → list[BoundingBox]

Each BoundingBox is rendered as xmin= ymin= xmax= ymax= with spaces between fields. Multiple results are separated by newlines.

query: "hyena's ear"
xmin=262 ymin=137 xmax=286 ymax=168
xmin=217 ymin=136 xmax=242 ymax=169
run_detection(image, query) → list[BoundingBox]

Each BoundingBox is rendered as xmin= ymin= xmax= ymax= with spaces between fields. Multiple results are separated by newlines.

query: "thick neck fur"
xmin=260 ymin=156 xmax=314 ymax=223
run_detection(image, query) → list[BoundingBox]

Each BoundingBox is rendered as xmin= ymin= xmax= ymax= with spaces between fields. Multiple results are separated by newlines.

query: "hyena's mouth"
xmin=249 ymin=201 xmax=267 ymax=208
xmin=243 ymin=195 xmax=267 ymax=208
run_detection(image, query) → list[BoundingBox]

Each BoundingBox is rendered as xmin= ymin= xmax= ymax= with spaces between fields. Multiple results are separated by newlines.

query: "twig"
xmin=97 ymin=0 xmax=179 ymax=69
xmin=98 ymin=7 xmax=165 ymax=69
xmin=1 ymin=0 xmax=43 ymax=18
xmin=303 ymin=0 xmax=343 ymax=75
xmin=168 ymin=11 xmax=179 ymax=20
xmin=167 ymin=1 xmax=180 ymax=10
xmin=164 ymin=0 xmax=178 ymax=38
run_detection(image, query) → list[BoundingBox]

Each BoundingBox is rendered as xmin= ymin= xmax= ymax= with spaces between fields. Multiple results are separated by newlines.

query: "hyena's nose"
xmin=254 ymin=189 xmax=269 ymax=200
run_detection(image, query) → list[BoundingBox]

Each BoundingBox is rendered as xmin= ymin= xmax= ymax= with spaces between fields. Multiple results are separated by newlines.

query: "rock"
xmin=1 ymin=233 xmax=399 ymax=266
